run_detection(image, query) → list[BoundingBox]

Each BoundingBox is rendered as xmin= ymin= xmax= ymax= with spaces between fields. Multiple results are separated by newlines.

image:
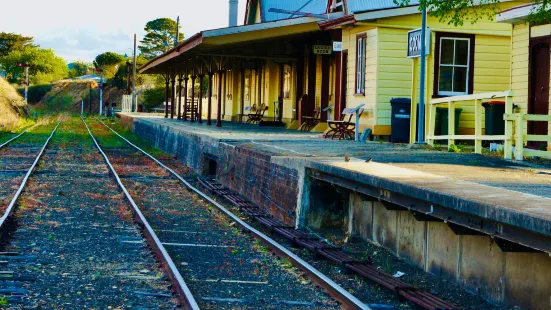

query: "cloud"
xmin=36 ymin=29 xmax=134 ymax=63
xmin=1 ymin=0 xmax=247 ymax=63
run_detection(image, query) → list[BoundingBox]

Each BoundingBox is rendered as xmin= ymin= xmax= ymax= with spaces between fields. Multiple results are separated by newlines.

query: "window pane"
xmin=440 ymin=39 xmax=454 ymax=65
xmin=453 ymin=67 xmax=468 ymax=93
xmin=455 ymin=40 xmax=469 ymax=65
xmin=439 ymin=66 xmax=453 ymax=92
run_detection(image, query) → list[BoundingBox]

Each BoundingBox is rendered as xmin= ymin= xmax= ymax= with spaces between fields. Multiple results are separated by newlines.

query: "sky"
xmin=0 ymin=0 xmax=247 ymax=63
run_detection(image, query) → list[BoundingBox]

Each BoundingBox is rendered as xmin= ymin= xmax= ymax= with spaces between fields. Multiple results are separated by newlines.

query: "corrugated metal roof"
xmin=262 ymin=0 xmax=328 ymax=21
xmin=347 ymin=0 xmax=419 ymax=14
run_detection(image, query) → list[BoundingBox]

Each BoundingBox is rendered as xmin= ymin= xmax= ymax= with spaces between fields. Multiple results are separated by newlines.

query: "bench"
xmin=326 ymin=104 xmax=365 ymax=140
xmin=236 ymin=104 xmax=257 ymax=123
xmin=299 ymin=107 xmax=321 ymax=132
xmin=246 ymin=103 xmax=268 ymax=124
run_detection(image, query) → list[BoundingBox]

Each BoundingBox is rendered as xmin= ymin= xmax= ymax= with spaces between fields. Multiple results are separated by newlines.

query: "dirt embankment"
xmin=35 ymin=80 xmax=123 ymax=114
xmin=0 ymin=77 xmax=28 ymax=129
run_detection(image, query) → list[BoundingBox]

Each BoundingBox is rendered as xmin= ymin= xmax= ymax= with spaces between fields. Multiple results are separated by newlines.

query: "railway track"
xmin=92 ymin=118 xmax=464 ymax=310
xmin=85 ymin=117 xmax=368 ymax=309
xmin=0 ymin=120 xmax=178 ymax=308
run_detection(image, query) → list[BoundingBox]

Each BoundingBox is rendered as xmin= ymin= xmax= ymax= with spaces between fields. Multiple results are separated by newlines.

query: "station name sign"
xmin=313 ymin=45 xmax=333 ymax=55
xmin=407 ymin=28 xmax=431 ymax=58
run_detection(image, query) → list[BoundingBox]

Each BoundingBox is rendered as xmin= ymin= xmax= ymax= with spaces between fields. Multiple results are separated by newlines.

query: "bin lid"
xmin=486 ymin=101 xmax=505 ymax=105
xmin=390 ymin=98 xmax=411 ymax=104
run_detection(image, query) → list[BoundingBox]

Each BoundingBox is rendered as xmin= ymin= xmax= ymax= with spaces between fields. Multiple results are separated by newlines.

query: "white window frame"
xmin=356 ymin=36 xmax=366 ymax=95
xmin=438 ymin=37 xmax=471 ymax=96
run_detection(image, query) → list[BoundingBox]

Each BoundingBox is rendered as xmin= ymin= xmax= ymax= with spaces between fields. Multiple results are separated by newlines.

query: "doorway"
xmin=529 ymin=43 xmax=550 ymax=149
xmin=338 ymin=51 xmax=348 ymax=121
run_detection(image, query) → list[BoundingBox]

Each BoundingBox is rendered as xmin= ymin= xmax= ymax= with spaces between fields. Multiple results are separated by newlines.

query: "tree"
xmin=110 ymin=55 xmax=148 ymax=90
xmin=94 ymin=52 xmax=125 ymax=78
xmin=0 ymin=46 xmax=67 ymax=84
xmin=68 ymin=61 xmax=92 ymax=78
xmin=0 ymin=33 xmax=35 ymax=57
xmin=139 ymin=18 xmax=184 ymax=59
xmin=394 ymin=0 xmax=550 ymax=26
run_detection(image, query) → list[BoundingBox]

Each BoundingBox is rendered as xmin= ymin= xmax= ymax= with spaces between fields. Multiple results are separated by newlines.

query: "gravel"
xmin=0 ymin=119 xmax=178 ymax=309
xmin=88 ymin=118 xmax=340 ymax=310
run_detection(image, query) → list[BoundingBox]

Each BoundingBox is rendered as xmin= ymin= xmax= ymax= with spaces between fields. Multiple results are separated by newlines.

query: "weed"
xmin=231 ymin=249 xmax=240 ymax=255
xmin=448 ymin=144 xmax=464 ymax=153
xmin=0 ymin=296 xmax=8 ymax=306
xmin=48 ymin=234 xmax=53 ymax=240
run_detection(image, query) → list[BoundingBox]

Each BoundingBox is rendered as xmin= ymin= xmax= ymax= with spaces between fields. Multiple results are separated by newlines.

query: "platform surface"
xmin=121 ymin=113 xmax=551 ymax=236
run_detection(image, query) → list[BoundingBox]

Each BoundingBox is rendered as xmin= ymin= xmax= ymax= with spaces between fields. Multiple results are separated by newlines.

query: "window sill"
xmin=354 ymin=93 xmax=365 ymax=97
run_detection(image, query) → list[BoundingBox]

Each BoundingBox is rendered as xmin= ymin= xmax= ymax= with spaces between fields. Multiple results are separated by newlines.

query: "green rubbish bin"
xmin=435 ymin=107 xmax=462 ymax=136
xmin=482 ymin=101 xmax=505 ymax=136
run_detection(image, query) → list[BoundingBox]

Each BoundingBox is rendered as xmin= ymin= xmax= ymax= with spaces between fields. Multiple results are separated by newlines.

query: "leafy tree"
xmin=394 ymin=0 xmax=550 ymax=26
xmin=68 ymin=61 xmax=92 ymax=78
xmin=110 ymin=55 xmax=148 ymax=90
xmin=0 ymin=46 xmax=67 ymax=84
xmin=0 ymin=33 xmax=35 ymax=57
xmin=139 ymin=18 xmax=184 ymax=59
xmin=94 ymin=52 xmax=125 ymax=78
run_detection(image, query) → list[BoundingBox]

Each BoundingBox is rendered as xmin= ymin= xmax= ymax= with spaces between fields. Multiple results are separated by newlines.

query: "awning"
xmin=140 ymin=16 xmax=341 ymax=74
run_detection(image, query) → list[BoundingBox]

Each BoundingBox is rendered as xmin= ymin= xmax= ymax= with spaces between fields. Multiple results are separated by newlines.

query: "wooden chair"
xmin=236 ymin=104 xmax=257 ymax=123
xmin=299 ymin=106 xmax=321 ymax=131
xmin=183 ymin=98 xmax=199 ymax=121
xmin=246 ymin=103 xmax=268 ymax=124
xmin=326 ymin=105 xmax=365 ymax=140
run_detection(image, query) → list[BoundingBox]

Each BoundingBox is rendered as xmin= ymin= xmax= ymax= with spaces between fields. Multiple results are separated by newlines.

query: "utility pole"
xmin=417 ymin=7 xmax=428 ymax=144
xmin=89 ymin=82 xmax=92 ymax=114
xmin=175 ymin=16 xmax=180 ymax=46
xmin=132 ymin=34 xmax=137 ymax=112
xmin=17 ymin=63 xmax=30 ymax=103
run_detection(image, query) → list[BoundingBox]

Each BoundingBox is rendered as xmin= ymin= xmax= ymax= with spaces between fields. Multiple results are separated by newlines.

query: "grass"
xmin=95 ymin=116 xmax=170 ymax=157
xmin=0 ymin=77 xmax=34 ymax=135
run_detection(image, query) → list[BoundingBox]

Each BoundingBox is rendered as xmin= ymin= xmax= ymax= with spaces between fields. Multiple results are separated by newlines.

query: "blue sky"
xmin=0 ymin=0 xmax=246 ymax=63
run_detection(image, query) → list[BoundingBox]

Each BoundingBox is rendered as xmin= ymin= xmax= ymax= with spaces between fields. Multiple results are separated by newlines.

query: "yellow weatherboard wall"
xmin=341 ymin=1 xmax=527 ymax=136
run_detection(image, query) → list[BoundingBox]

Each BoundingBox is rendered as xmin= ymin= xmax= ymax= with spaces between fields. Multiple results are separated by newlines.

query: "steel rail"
xmin=97 ymin=118 xmax=369 ymax=310
xmin=0 ymin=124 xmax=38 ymax=150
xmin=81 ymin=117 xmax=200 ymax=310
xmin=0 ymin=121 xmax=61 ymax=228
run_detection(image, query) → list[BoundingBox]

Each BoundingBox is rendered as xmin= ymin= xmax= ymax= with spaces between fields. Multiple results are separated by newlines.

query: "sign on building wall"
xmin=407 ymin=28 xmax=431 ymax=58
xmin=333 ymin=41 xmax=343 ymax=52
xmin=313 ymin=45 xmax=333 ymax=55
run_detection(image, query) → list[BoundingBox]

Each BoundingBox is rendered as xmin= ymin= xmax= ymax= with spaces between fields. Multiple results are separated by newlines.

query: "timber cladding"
xmin=217 ymin=143 xmax=299 ymax=225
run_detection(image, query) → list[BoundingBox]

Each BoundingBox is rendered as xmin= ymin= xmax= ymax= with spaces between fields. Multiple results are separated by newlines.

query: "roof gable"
xmin=246 ymin=0 xmax=329 ymax=24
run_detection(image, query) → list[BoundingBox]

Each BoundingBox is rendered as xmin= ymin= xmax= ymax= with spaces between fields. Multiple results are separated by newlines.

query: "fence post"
xmin=427 ymin=103 xmax=436 ymax=146
xmin=448 ymin=101 xmax=455 ymax=148
xmin=515 ymin=113 xmax=524 ymax=161
xmin=474 ymin=98 xmax=482 ymax=154
xmin=504 ymin=95 xmax=514 ymax=159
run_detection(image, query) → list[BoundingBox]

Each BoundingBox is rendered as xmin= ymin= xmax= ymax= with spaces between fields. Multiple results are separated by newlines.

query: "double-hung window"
xmin=356 ymin=34 xmax=366 ymax=95
xmin=437 ymin=36 xmax=473 ymax=96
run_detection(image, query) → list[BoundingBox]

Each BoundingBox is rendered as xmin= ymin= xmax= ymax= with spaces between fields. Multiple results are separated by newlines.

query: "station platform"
xmin=118 ymin=112 xmax=551 ymax=309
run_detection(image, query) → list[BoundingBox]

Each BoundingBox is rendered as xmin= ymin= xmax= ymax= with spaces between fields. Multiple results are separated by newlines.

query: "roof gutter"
xmin=496 ymin=3 xmax=535 ymax=23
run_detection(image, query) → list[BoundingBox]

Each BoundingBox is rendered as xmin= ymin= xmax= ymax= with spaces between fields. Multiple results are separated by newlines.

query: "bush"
xmin=18 ymin=84 xmax=53 ymax=103
xmin=142 ymin=87 xmax=164 ymax=111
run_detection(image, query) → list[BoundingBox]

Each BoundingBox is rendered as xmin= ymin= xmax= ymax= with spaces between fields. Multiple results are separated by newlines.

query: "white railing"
xmin=427 ymin=90 xmax=514 ymax=156
xmin=504 ymin=113 xmax=551 ymax=160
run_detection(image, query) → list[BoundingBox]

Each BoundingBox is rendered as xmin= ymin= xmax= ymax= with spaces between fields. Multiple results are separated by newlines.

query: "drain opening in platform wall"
xmin=202 ymin=155 xmax=218 ymax=176
xmin=307 ymin=179 xmax=350 ymax=233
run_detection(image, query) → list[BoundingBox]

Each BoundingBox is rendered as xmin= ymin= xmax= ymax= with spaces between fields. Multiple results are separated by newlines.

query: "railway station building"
xmin=140 ymin=0 xmax=530 ymax=141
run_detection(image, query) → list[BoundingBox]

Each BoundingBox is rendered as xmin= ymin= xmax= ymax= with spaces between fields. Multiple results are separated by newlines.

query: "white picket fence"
xmin=121 ymin=95 xmax=136 ymax=113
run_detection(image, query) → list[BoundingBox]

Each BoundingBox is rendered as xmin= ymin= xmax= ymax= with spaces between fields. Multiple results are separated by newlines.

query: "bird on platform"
xmin=344 ymin=154 xmax=350 ymax=162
